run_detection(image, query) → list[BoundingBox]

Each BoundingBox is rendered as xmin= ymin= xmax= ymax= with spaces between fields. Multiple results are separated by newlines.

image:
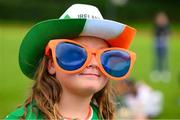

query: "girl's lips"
xmin=79 ymin=73 xmax=100 ymax=77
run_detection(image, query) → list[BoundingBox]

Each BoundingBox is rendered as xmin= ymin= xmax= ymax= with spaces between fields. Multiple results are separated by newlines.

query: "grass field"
xmin=0 ymin=21 xmax=180 ymax=118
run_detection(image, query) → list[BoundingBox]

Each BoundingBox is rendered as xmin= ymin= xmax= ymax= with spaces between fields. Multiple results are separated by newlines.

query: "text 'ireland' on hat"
xmin=19 ymin=4 xmax=136 ymax=79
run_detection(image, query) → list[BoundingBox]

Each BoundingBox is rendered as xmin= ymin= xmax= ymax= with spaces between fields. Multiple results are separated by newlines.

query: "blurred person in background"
xmin=150 ymin=12 xmax=171 ymax=82
xmin=114 ymin=78 xmax=163 ymax=119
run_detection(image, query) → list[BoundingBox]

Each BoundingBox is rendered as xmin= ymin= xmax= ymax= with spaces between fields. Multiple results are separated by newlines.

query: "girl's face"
xmin=48 ymin=36 xmax=109 ymax=96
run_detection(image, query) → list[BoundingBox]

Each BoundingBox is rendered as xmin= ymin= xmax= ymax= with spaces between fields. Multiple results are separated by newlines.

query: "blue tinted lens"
xmin=55 ymin=42 xmax=87 ymax=71
xmin=101 ymin=50 xmax=131 ymax=77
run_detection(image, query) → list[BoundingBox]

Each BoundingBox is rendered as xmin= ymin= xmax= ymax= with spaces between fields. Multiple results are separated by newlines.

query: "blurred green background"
xmin=0 ymin=0 xmax=180 ymax=119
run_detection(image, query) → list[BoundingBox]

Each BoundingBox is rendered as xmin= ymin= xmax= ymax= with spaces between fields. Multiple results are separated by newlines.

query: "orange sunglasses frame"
xmin=45 ymin=39 xmax=136 ymax=80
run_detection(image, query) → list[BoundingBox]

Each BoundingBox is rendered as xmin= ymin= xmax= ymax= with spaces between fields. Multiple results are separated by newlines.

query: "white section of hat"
xmin=59 ymin=4 xmax=103 ymax=20
xmin=80 ymin=19 xmax=125 ymax=40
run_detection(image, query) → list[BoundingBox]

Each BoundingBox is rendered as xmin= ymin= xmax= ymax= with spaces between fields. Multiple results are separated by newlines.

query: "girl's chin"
xmin=74 ymin=76 xmax=106 ymax=92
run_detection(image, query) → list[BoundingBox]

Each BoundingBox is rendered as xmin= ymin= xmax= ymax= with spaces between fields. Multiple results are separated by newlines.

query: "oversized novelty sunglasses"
xmin=45 ymin=39 xmax=136 ymax=80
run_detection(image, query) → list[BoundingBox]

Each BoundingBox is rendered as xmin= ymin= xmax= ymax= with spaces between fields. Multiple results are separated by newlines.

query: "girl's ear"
xmin=47 ymin=58 xmax=56 ymax=75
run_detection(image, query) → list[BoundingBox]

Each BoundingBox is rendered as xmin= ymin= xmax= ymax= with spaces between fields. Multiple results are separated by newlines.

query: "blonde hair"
xmin=21 ymin=55 xmax=115 ymax=119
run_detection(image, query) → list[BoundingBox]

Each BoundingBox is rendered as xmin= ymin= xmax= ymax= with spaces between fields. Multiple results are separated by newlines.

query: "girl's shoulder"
xmin=4 ymin=106 xmax=24 ymax=119
xmin=4 ymin=102 xmax=44 ymax=120
xmin=5 ymin=102 xmax=100 ymax=120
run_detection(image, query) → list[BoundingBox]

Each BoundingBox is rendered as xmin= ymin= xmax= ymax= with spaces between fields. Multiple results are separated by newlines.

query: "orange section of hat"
xmin=108 ymin=26 xmax=136 ymax=49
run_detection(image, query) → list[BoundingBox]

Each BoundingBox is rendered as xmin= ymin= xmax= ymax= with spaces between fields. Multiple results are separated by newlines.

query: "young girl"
xmin=5 ymin=4 xmax=136 ymax=120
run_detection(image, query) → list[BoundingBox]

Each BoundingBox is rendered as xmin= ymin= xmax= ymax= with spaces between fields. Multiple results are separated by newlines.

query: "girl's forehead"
xmin=73 ymin=36 xmax=109 ymax=49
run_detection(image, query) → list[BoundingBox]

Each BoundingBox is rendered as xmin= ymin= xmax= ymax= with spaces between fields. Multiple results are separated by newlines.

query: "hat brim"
xmin=19 ymin=19 xmax=136 ymax=79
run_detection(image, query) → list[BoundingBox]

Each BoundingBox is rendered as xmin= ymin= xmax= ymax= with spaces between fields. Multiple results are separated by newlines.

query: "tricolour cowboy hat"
xmin=19 ymin=4 xmax=136 ymax=79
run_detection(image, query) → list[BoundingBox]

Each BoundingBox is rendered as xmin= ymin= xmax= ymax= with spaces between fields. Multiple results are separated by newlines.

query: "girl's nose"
xmin=88 ymin=54 xmax=99 ymax=68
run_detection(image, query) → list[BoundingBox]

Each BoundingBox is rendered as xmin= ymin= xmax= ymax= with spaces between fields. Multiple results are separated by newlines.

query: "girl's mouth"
xmin=79 ymin=73 xmax=100 ymax=78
